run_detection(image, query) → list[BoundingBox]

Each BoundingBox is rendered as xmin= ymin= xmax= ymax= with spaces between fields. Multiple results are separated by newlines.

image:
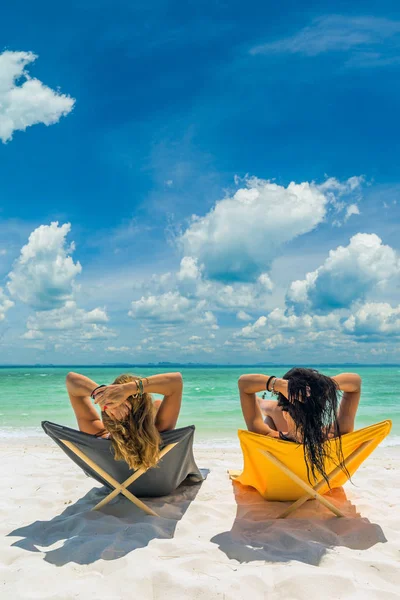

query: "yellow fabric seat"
xmin=229 ymin=420 xmax=392 ymax=517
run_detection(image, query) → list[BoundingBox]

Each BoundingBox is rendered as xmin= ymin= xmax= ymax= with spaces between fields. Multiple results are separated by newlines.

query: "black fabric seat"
xmin=42 ymin=421 xmax=204 ymax=503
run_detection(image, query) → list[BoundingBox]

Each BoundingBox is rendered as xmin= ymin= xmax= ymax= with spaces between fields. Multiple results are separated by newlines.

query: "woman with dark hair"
xmin=238 ymin=369 xmax=362 ymax=482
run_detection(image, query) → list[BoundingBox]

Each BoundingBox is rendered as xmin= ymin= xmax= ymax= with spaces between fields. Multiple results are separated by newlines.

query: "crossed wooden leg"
xmin=61 ymin=439 xmax=178 ymax=516
xmin=259 ymin=450 xmax=345 ymax=518
xmin=260 ymin=439 xmax=374 ymax=519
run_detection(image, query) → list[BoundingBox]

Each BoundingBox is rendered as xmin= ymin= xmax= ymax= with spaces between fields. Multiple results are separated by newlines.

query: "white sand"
xmin=1 ymin=437 xmax=399 ymax=600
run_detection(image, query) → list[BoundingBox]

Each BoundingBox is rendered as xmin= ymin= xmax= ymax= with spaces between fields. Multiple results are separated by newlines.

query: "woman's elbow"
xmin=238 ymin=374 xmax=250 ymax=390
xmin=352 ymin=373 xmax=362 ymax=391
xmin=66 ymin=371 xmax=77 ymax=385
xmin=171 ymin=372 xmax=183 ymax=388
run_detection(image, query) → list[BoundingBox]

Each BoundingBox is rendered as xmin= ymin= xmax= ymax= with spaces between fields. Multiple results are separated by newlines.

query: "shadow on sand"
xmin=211 ymin=480 xmax=386 ymax=566
xmin=8 ymin=471 xmax=208 ymax=567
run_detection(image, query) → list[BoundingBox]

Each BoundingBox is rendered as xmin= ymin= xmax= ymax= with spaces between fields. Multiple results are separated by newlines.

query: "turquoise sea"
xmin=0 ymin=366 xmax=399 ymax=446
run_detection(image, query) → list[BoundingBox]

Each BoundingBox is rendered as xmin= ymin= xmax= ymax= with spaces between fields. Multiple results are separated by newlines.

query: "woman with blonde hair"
xmin=65 ymin=371 xmax=183 ymax=470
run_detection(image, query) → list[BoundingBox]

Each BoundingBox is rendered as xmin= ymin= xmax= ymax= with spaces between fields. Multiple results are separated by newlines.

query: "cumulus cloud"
xmin=287 ymin=233 xmax=400 ymax=313
xmin=7 ymin=222 xmax=82 ymax=310
xmin=0 ymin=288 xmax=14 ymax=321
xmin=344 ymin=303 xmax=400 ymax=336
xmin=236 ymin=308 xmax=341 ymax=339
xmin=134 ymin=256 xmax=273 ymax=326
xmin=177 ymin=256 xmax=202 ymax=295
xmin=197 ymin=278 xmax=273 ymax=311
xmin=237 ymin=310 xmax=252 ymax=321
xmin=264 ymin=334 xmax=296 ymax=350
xmin=0 ymin=51 xmax=75 ymax=143
xmin=23 ymin=301 xmax=115 ymax=344
xmin=129 ymin=291 xmax=193 ymax=324
xmin=177 ymin=256 xmax=200 ymax=281
xmin=179 ymin=176 xmax=362 ymax=282
xmin=129 ymin=290 xmax=218 ymax=331
xmin=25 ymin=300 xmax=109 ymax=329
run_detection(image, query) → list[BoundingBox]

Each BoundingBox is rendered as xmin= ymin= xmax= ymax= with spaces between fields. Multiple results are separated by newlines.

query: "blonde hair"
xmin=102 ymin=374 xmax=161 ymax=470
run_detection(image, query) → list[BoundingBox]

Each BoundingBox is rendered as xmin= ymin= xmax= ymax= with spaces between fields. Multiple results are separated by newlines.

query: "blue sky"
xmin=1 ymin=2 xmax=400 ymax=364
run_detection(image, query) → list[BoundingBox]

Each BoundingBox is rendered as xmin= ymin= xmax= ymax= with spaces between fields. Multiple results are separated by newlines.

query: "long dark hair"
xmin=277 ymin=367 xmax=346 ymax=484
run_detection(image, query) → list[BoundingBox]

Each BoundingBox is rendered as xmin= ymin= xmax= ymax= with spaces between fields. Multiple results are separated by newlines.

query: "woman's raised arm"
xmin=94 ymin=372 xmax=183 ymax=432
xmin=238 ymin=374 xmax=288 ymax=436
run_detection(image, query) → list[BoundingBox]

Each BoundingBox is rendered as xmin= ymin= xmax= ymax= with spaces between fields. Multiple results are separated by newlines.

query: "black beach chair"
xmin=42 ymin=421 xmax=204 ymax=516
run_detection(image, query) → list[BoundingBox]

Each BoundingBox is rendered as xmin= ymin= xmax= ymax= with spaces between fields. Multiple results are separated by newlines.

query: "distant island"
xmin=0 ymin=363 xmax=399 ymax=368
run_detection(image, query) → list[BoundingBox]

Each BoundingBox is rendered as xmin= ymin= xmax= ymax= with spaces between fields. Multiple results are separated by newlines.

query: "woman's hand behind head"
xmin=93 ymin=383 xmax=133 ymax=409
xmin=105 ymin=402 xmax=131 ymax=421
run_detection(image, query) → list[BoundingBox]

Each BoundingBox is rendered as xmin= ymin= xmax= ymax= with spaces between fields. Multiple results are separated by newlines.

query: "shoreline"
xmin=2 ymin=426 xmax=400 ymax=449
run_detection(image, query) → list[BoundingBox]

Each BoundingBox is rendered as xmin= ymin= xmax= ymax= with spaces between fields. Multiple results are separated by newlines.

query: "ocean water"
xmin=0 ymin=366 xmax=399 ymax=446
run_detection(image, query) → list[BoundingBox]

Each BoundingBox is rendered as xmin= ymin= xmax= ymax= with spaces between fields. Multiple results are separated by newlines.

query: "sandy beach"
xmin=1 ymin=437 xmax=399 ymax=600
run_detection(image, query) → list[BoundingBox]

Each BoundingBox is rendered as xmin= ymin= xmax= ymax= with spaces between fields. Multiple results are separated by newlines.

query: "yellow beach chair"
xmin=229 ymin=420 xmax=392 ymax=518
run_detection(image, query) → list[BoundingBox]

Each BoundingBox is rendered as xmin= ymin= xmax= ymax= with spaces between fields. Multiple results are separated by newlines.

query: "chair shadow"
xmin=211 ymin=480 xmax=387 ymax=566
xmin=8 ymin=470 xmax=208 ymax=567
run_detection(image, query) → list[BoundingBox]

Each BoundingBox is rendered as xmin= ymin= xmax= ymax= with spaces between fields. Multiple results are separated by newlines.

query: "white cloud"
xmin=287 ymin=233 xmax=400 ymax=313
xmin=129 ymin=291 xmax=193 ymax=324
xmin=176 ymin=256 xmax=274 ymax=310
xmin=80 ymin=325 xmax=117 ymax=340
xmin=345 ymin=203 xmax=360 ymax=221
xmin=179 ymin=176 xmax=362 ymax=282
xmin=21 ymin=329 xmax=44 ymax=340
xmin=250 ymin=16 xmax=400 ymax=63
xmin=237 ymin=316 xmax=268 ymax=339
xmin=7 ymin=222 xmax=82 ymax=311
xmin=177 ymin=256 xmax=202 ymax=295
xmin=0 ymin=288 xmax=14 ymax=321
xmin=197 ymin=279 xmax=272 ymax=310
xmin=7 ymin=222 xmax=82 ymax=310
xmin=0 ymin=51 xmax=75 ymax=143
xmin=7 ymin=222 xmax=118 ymax=346
xmin=128 ymin=290 xmax=219 ymax=332
xmin=237 ymin=310 xmax=252 ymax=321
xmin=201 ymin=310 xmax=219 ymax=329
xmin=236 ymin=308 xmax=341 ymax=339
xmin=26 ymin=301 xmax=108 ymax=331
xmin=178 ymin=256 xmax=200 ymax=281
xmin=106 ymin=346 xmax=130 ymax=352
xmin=23 ymin=301 xmax=115 ymax=343
xmin=264 ymin=334 xmax=296 ymax=350
xmin=344 ymin=303 xmax=400 ymax=336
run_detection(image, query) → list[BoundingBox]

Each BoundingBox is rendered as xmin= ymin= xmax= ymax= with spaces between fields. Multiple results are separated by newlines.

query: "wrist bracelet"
xmin=271 ymin=377 xmax=279 ymax=396
xmin=266 ymin=375 xmax=276 ymax=392
xmin=134 ymin=379 xmax=144 ymax=397
xmin=90 ymin=384 xmax=106 ymax=399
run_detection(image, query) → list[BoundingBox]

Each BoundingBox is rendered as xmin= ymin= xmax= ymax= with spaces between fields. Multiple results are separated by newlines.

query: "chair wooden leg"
xmin=259 ymin=450 xmax=345 ymax=518
xmin=277 ymin=439 xmax=374 ymax=518
xmin=61 ymin=440 xmax=177 ymax=516
xmin=92 ymin=443 xmax=178 ymax=512
xmin=228 ymin=469 xmax=241 ymax=479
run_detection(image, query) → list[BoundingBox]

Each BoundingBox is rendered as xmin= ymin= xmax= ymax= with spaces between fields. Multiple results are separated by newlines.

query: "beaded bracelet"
xmin=266 ymin=375 xmax=276 ymax=392
xmin=138 ymin=378 xmax=144 ymax=395
xmin=270 ymin=377 xmax=279 ymax=397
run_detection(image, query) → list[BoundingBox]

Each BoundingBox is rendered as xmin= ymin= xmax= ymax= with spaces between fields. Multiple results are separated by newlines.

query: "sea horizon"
xmin=1 ymin=363 xmax=400 ymax=368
